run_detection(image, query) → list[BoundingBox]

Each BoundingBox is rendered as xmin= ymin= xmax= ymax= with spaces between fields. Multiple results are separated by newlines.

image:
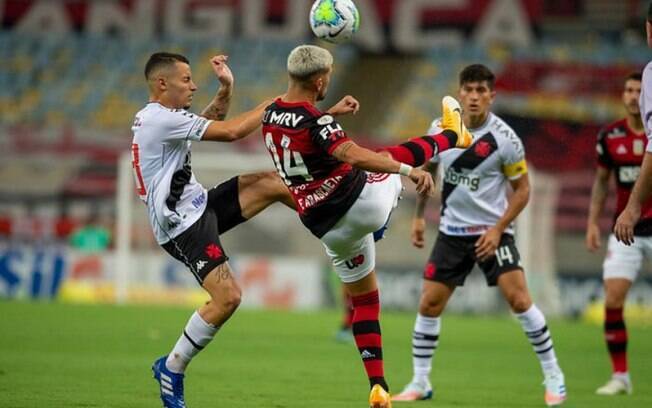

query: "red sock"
xmin=605 ymin=307 xmax=628 ymax=373
xmin=381 ymin=130 xmax=457 ymax=166
xmin=351 ymin=290 xmax=388 ymax=391
xmin=342 ymin=294 xmax=354 ymax=329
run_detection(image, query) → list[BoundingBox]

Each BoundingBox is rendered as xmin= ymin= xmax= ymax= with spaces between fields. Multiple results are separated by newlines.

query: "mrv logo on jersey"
xmin=444 ymin=168 xmax=480 ymax=191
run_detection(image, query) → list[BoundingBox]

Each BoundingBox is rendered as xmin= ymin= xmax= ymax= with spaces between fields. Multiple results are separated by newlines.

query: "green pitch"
xmin=1 ymin=301 xmax=651 ymax=407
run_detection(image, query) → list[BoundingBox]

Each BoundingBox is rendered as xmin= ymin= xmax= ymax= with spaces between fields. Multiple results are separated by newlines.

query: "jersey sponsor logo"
xmin=345 ymin=254 xmax=365 ymax=270
xmin=606 ymin=128 xmax=627 ymax=139
xmin=293 ymin=175 xmax=343 ymax=210
xmin=205 ymin=243 xmax=223 ymax=260
xmin=189 ymin=117 xmax=208 ymax=139
xmin=317 ymin=115 xmax=334 ymax=125
xmin=444 ymin=224 xmax=491 ymax=234
xmin=444 ymin=168 xmax=480 ymax=191
xmin=319 ymin=123 xmax=344 ymax=140
xmin=264 ymin=111 xmax=304 ymax=128
xmin=618 ymin=166 xmax=640 ymax=183
xmin=191 ymin=192 xmax=206 ymax=209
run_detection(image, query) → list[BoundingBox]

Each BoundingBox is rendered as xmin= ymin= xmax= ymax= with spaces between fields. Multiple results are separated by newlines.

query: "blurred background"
xmin=2 ymin=0 xmax=652 ymax=321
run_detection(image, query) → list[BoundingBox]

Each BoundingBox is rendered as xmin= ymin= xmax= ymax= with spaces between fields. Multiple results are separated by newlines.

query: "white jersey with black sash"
xmin=427 ymin=112 xmax=528 ymax=236
xmin=131 ymin=102 xmax=213 ymax=244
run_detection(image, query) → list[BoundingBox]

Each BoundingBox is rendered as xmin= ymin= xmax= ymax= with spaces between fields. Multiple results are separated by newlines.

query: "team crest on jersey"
xmin=317 ymin=115 xmax=334 ymax=125
xmin=281 ymin=135 xmax=291 ymax=149
xmin=474 ymin=141 xmax=492 ymax=158
xmin=634 ymin=140 xmax=645 ymax=156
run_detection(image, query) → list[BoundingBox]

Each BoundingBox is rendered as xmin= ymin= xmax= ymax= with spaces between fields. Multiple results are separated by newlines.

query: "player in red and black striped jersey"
xmin=263 ymin=45 xmax=472 ymax=408
xmin=587 ymin=72 xmax=647 ymax=396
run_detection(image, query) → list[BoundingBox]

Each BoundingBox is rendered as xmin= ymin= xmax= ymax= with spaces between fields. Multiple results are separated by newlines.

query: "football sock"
xmin=166 ymin=311 xmax=219 ymax=374
xmin=342 ymin=293 xmax=354 ymax=330
xmin=382 ymin=130 xmax=458 ymax=167
xmin=514 ymin=304 xmax=560 ymax=375
xmin=351 ymin=289 xmax=388 ymax=392
xmin=412 ymin=313 xmax=440 ymax=384
xmin=605 ymin=307 xmax=628 ymax=374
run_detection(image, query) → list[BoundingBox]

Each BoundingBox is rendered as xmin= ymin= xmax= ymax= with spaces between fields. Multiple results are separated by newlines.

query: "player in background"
xmin=615 ymin=2 xmax=652 ymax=243
xmin=392 ymin=64 xmax=566 ymax=407
xmin=586 ymin=73 xmax=645 ymax=396
xmin=262 ymin=45 xmax=473 ymax=408
xmin=133 ymin=52 xmax=357 ymax=408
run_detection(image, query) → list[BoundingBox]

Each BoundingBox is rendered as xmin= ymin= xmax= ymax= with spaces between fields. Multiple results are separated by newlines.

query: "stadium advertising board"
xmin=0 ymin=245 xmax=325 ymax=309
xmin=0 ymin=0 xmax=542 ymax=51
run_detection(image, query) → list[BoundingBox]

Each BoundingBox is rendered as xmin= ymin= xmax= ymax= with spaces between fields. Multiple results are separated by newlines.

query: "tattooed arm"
xmin=201 ymin=55 xmax=234 ymax=121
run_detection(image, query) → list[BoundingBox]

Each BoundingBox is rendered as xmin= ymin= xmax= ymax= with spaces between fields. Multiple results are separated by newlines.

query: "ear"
xmin=158 ymin=77 xmax=167 ymax=91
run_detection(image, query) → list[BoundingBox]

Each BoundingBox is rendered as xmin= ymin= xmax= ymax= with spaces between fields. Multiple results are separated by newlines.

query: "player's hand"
xmin=475 ymin=227 xmax=502 ymax=261
xmin=614 ymin=203 xmax=640 ymax=245
xmin=408 ymin=168 xmax=435 ymax=196
xmin=411 ymin=217 xmax=426 ymax=248
xmin=585 ymin=223 xmax=601 ymax=252
xmin=210 ymin=55 xmax=233 ymax=87
xmin=327 ymin=95 xmax=360 ymax=116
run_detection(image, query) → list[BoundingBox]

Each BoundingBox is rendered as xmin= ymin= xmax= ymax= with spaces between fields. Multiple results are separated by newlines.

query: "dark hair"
xmin=144 ymin=52 xmax=189 ymax=79
xmin=626 ymin=72 xmax=642 ymax=83
xmin=459 ymin=64 xmax=495 ymax=90
xmin=648 ymin=2 xmax=652 ymax=22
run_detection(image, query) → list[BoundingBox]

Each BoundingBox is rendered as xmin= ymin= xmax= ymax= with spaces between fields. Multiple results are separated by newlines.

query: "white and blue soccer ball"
xmin=310 ymin=0 xmax=360 ymax=44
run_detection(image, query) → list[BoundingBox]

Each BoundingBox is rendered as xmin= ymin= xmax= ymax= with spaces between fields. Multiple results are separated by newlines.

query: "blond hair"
xmin=287 ymin=45 xmax=333 ymax=80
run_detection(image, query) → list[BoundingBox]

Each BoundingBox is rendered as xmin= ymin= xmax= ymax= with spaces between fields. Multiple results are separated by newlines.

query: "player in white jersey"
xmin=135 ymin=52 xmax=357 ymax=408
xmin=393 ymin=65 xmax=566 ymax=407
xmin=616 ymin=2 xmax=652 ymax=243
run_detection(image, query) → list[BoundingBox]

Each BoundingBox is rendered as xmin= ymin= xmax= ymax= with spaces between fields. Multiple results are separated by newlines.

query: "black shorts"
xmin=161 ymin=177 xmax=246 ymax=284
xmin=423 ymin=232 xmax=522 ymax=286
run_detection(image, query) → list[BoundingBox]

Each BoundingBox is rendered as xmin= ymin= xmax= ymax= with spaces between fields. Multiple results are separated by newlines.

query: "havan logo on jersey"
xmin=444 ymin=168 xmax=480 ymax=191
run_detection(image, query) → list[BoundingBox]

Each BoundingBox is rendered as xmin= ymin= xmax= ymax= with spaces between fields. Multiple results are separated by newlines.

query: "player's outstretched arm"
xmin=586 ymin=166 xmax=610 ymax=251
xmin=412 ymin=161 xmax=438 ymax=249
xmin=202 ymin=99 xmax=272 ymax=142
xmin=201 ymin=55 xmax=233 ymax=121
xmin=475 ymin=174 xmax=530 ymax=261
xmin=615 ymin=151 xmax=652 ymax=244
xmin=331 ymin=140 xmax=435 ymax=195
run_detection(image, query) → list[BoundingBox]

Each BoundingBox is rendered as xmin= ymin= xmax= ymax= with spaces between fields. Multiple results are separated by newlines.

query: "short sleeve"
xmin=596 ymin=128 xmax=612 ymax=168
xmin=500 ymin=131 xmax=528 ymax=180
xmin=309 ymin=114 xmax=351 ymax=154
xmin=427 ymin=118 xmax=443 ymax=163
xmin=642 ymin=63 xmax=652 ymax=147
xmin=158 ymin=109 xmax=212 ymax=142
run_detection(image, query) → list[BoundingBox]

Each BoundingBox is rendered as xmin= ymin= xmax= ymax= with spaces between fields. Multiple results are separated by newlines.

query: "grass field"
xmin=1 ymin=301 xmax=651 ymax=407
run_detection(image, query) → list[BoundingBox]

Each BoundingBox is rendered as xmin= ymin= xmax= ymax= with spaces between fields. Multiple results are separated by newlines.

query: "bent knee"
xmin=506 ymin=293 xmax=532 ymax=313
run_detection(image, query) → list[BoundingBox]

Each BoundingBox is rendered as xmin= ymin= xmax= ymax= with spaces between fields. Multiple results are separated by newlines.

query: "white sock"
xmin=412 ymin=313 xmax=440 ymax=384
xmin=166 ymin=311 xmax=219 ymax=374
xmin=514 ymin=304 xmax=560 ymax=375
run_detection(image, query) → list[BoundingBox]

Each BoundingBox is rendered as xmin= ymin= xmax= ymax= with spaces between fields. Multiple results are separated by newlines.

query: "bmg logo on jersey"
xmin=444 ymin=168 xmax=480 ymax=191
xmin=345 ymin=254 xmax=365 ymax=269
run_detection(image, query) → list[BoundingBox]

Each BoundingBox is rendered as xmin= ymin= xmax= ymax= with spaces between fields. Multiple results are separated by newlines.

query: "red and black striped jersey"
xmin=262 ymin=98 xmax=366 ymax=238
xmin=596 ymin=118 xmax=652 ymax=235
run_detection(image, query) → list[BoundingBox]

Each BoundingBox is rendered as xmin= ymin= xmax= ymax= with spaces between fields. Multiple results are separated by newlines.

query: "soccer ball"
xmin=310 ymin=0 xmax=360 ymax=44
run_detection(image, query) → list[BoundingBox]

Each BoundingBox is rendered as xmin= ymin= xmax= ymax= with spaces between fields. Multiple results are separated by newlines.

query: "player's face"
xmin=458 ymin=81 xmax=495 ymax=119
xmin=622 ymin=79 xmax=641 ymax=116
xmin=164 ymin=62 xmax=198 ymax=109
xmin=316 ymin=67 xmax=332 ymax=102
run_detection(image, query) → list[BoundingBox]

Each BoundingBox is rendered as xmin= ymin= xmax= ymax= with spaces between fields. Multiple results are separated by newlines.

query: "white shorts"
xmin=603 ymin=234 xmax=652 ymax=281
xmin=321 ymin=173 xmax=402 ymax=283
